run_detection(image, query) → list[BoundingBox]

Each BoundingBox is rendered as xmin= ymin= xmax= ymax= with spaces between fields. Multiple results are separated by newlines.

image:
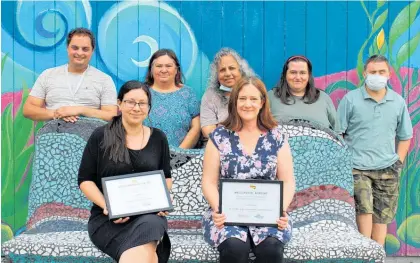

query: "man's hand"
xmin=55 ymin=106 xmax=82 ymax=122
xmin=55 ymin=106 xmax=82 ymax=117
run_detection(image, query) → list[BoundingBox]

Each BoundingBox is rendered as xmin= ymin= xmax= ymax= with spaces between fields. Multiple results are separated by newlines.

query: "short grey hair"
xmin=206 ymin=48 xmax=256 ymax=94
xmin=364 ymin=55 xmax=390 ymax=71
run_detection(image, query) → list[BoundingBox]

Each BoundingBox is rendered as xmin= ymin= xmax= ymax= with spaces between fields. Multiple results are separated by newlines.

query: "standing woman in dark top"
xmin=78 ymin=80 xmax=172 ymax=263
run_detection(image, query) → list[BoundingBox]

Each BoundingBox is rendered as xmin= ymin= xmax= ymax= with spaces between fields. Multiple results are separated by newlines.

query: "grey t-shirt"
xmin=200 ymin=88 xmax=229 ymax=127
xmin=67 ymin=72 xmax=83 ymax=94
xmin=268 ymin=89 xmax=339 ymax=132
xmin=30 ymin=64 xmax=117 ymax=109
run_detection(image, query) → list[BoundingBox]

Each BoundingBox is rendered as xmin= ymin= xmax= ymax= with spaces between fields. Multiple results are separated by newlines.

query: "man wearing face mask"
xmin=337 ymin=55 xmax=413 ymax=246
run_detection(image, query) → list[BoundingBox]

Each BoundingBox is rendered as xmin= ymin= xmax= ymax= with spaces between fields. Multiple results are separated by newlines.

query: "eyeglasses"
xmin=123 ymin=100 xmax=149 ymax=109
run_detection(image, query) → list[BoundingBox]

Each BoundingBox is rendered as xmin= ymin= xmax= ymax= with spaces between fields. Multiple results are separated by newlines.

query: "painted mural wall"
xmin=1 ymin=0 xmax=419 ymax=257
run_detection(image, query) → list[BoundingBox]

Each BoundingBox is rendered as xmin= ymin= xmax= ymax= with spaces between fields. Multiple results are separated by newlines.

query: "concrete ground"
xmin=386 ymin=257 xmax=420 ymax=263
xmin=2 ymin=256 xmax=419 ymax=262
xmin=2 ymin=256 xmax=420 ymax=262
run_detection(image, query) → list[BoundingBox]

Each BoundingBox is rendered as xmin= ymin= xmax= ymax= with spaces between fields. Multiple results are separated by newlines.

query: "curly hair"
xmin=206 ymin=48 xmax=256 ymax=95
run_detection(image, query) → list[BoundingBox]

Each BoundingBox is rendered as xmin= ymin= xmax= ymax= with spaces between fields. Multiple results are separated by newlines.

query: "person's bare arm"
xmin=79 ymin=181 xmax=107 ymax=209
xmin=166 ymin=178 xmax=173 ymax=191
xmin=397 ymin=139 xmax=411 ymax=163
xmin=55 ymin=105 xmax=117 ymax=122
xmin=179 ymin=116 xmax=201 ymax=149
xmin=23 ymin=96 xmax=55 ymax=121
xmin=276 ymin=140 xmax=295 ymax=211
xmin=202 ymin=140 xmax=221 ymax=211
xmin=202 ymin=125 xmax=217 ymax=138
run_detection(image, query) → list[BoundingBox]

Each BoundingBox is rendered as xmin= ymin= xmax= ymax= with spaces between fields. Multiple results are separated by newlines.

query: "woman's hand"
xmin=113 ymin=217 xmax=130 ymax=224
xmin=212 ymin=209 xmax=226 ymax=229
xmin=276 ymin=211 xmax=288 ymax=230
xmin=157 ymin=211 xmax=169 ymax=217
xmin=103 ymin=207 xmax=130 ymax=224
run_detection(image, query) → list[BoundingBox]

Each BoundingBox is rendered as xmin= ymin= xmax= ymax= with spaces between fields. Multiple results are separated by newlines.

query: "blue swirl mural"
xmin=98 ymin=1 xmax=197 ymax=82
xmin=4 ymin=1 xmax=91 ymax=52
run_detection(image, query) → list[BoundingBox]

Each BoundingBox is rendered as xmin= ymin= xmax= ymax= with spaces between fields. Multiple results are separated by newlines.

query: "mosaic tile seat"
xmin=1 ymin=119 xmax=385 ymax=262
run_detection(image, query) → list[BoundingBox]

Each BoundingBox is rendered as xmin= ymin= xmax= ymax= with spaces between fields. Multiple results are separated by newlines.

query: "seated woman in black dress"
xmin=78 ymin=80 xmax=172 ymax=263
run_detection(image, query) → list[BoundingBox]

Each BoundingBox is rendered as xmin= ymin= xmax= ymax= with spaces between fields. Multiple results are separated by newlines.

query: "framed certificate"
xmin=219 ymin=179 xmax=283 ymax=227
xmin=102 ymin=170 xmax=173 ymax=219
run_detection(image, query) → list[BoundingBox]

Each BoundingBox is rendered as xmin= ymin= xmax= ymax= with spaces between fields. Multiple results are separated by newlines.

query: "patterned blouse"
xmin=144 ymin=85 xmax=200 ymax=147
xmin=202 ymin=126 xmax=293 ymax=247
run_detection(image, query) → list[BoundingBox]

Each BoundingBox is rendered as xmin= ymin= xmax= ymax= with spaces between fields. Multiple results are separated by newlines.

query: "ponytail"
xmin=101 ymin=115 xmax=131 ymax=164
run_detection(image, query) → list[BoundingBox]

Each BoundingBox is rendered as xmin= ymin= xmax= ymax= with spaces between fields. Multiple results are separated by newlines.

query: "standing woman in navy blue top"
xmin=78 ymin=80 xmax=172 ymax=263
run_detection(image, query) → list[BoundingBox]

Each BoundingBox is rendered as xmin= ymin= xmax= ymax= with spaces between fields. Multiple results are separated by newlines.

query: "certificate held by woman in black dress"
xmin=102 ymin=170 xmax=173 ymax=219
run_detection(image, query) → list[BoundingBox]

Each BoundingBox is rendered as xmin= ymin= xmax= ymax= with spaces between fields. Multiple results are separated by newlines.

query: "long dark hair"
xmin=144 ymin=49 xmax=184 ymax=87
xmin=221 ymin=77 xmax=277 ymax=132
xmin=101 ymin=81 xmax=152 ymax=164
xmin=273 ymin=55 xmax=319 ymax=105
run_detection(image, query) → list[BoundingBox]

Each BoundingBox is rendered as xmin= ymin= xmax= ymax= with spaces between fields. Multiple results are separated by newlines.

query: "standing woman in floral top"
xmin=202 ymin=77 xmax=296 ymax=263
xmin=144 ymin=49 xmax=201 ymax=148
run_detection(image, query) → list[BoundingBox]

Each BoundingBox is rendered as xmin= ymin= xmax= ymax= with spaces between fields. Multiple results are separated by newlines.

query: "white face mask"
xmin=365 ymin=74 xmax=388 ymax=91
xmin=219 ymin=85 xmax=232 ymax=92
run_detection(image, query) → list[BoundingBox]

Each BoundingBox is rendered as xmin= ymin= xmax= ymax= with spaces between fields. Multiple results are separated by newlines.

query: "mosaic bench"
xmin=1 ymin=118 xmax=385 ymax=262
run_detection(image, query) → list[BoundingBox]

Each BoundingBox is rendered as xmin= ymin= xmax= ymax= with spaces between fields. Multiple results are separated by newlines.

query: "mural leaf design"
xmin=369 ymin=44 xmax=375 ymax=56
xmin=1 ymin=105 xmax=15 ymax=231
xmin=377 ymin=0 xmax=386 ymax=9
xmin=411 ymin=110 xmax=420 ymax=127
xmin=325 ymin=80 xmax=358 ymax=94
xmin=412 ymin=69 xmax=419 ymax=87
xmin=1 ymin=53 xmax=8 ymax=75
xmin=373 ymin=9 xmax=388 ymax=32
xmin=396 ymin=138 xmax=420 ymax=226
xmin=1 ymin=222 xmax=13 ymax=243
xmin=385 ymin=234 xmax=401 ymax=255
xmin=396 ymin=31 xmax=420 ymax=70
xmin=389 ymin=1 xmax=420 ymax=50
xmin=13 ymin=83 xmax=34 ymax=156
xmin=380 ymin=40 xmax=388 ymax=55
xmin=397 ymin=214 xmax=420 ymax=248
xmin=376 ymin=29 xmax=385 ymax=50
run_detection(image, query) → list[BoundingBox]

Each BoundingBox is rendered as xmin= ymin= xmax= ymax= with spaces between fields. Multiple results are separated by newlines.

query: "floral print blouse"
xmin=203 ymin=126 xmax=293 ymax=247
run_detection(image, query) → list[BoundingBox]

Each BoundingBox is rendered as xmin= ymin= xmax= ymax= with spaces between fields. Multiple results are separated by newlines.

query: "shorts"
xmin=352 ymin=160 xmax=403 ymax=224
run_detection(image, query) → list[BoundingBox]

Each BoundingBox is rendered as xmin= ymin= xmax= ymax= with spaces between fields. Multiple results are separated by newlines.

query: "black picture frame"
xmin=219 ymin=179 xmax=283 ymax=227
xmin=102 ymin=170 xmax=173 ymax=219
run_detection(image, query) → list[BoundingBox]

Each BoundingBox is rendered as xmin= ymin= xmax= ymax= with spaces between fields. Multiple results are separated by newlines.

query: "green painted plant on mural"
xmin=327 ymin=1 xmax=420 ymax=109
xmin=1 ymin=54 xmax=43 ymax=242
xmin=396 ymin=138 xmax=420 ymax=249
xmin=326 ymin=0 xmax=420 ymax=254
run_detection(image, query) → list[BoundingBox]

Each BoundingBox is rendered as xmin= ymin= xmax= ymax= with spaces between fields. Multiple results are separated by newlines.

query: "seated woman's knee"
xmin=255 ymin=237 xmax=284 ymax=259
xmin=218 ymin=237 xmax=250 ymax=255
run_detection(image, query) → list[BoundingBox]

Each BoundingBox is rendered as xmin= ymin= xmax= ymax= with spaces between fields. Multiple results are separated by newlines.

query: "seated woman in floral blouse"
xmin=144 ymin=49 xmax=200 ymax=148
xmin=201 ymin=77 xmax=296 ymax=263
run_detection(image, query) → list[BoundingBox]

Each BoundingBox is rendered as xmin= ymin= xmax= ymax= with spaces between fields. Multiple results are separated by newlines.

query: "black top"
xmin=78 ymin=125 xmax=171 ymax=217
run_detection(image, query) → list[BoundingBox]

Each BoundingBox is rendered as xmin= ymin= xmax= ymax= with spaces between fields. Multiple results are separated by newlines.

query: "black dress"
xmin=78 ymin=126 xmax=171 ymax=262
